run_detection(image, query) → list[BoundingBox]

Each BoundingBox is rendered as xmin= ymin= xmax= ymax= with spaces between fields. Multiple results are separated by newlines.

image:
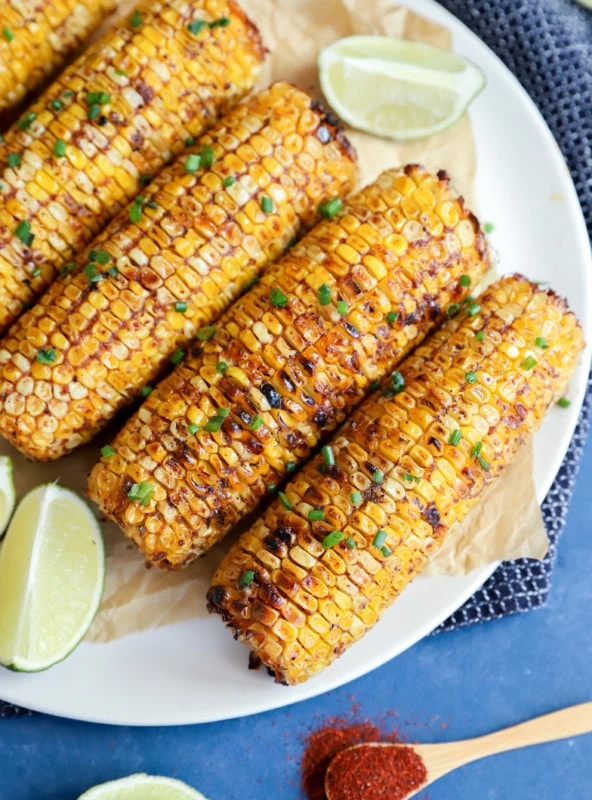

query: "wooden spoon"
xmin=325 ymin=702 xmax=592 ymax=799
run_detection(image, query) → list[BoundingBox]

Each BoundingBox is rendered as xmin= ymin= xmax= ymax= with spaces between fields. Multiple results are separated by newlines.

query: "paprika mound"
xmin=325 ymin=743 xmax=427 ymax=800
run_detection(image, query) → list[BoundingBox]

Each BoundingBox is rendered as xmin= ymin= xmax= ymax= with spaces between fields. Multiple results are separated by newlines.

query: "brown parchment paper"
xmin=0 ymin=0 xmax=548 ymax=644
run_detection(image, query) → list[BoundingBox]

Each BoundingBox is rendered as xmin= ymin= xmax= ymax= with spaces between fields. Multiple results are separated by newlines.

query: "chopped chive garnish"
xmin=223 ymin=175 xmax=235 ymax=187
xmin=197 ymin=325 xmax=216 ymax=341
xmin=373 ymin=470 xmax=384 ymax=485
xmin=459 ymin=274 xmax=471 ymax=288
xmin=346 ymin=536 xmax=357 ymax=550
xmin=447 ymin=303 xmax=460 ymax=317
xmin=185 ymin=153 xmax=201 ymax=173
xmin=270 ymin=287 xmax=288 ymax=308
xmin=50 ymin=99 xmax=63 ymax=111
xmin=36 ymin=348 xmax=56 ymax=364
xmin=187 ymin=19 xmax=207 ymax=35
xmin=308 ymin=509 xmax=324 ymax=522
xmin=321 ymin=445 xmax=335 ymax=467
xmin=54 ymin=140 xmax=66 ymax=157
xmin=62 ymin=89 xmax=75 ymax=98
xmin=188 ymin=423 xmax=199 ymax=435
xmin=243 ymin=275 xmax=259 ymax=292
xmin=204 ymin=415 xmax=224 ymax=432
xmin=404 ymin=473 xmax=420 ymax=484
xmin=140 ymin=385 xmax=152 ymax=397
xmin=127 ymin=481 xmax=154 ymax=506
xmin=557 ymin=397 xmax=571 ymax=408
xmin=483 ymin=222 xmax=495 ymax=234
xmin=170 ymin=348 xmax=185 ymax=365
xmin=477 ymin=455 xmax=490 ymax=471
xmin=86 ymin=91 xmax=110 ymax=106
xmin=466 ymin=302 xmax=481 ymax=316
xmin=200 ymin=145 xmax=215 ymax=168
xmin=465 ymin=371 xmax=478 ymax=384
xmin=114 ymin=67 xmax=128 ymax=77
xmin=286 ymin=461 xmax=297 ymax=474
xmin=129 ymin=203 xmax=142 ymax=223
xmin=369 ymin=379 xmax=380 ymax=392
xmin=318 ymin=197 xmax=343 ymax=219
xmin=32 ymin=267 xmax=41 ymax=278
xmin=318 ymin=284 xmax=332 ymax=306
xmin=140 ymin=174 xmax=152 ymax=186
xmin=217 ymin=408 xmax=230 ymax=418
xmin=87 ymin=103 xmax=101 ymax=120
xmin=449 ymin=429 xmax=462 ymax=446
xmin=351 ymin=491 xmax=362 ymax=505
xmin=260 ymin=195 xmax=273 ymax=214
xmin=216 ymin=361 xmax=228 ymax=374
xmin=174 ymin=301 xmax=188 ymax=313
xmin=145 ymin=200 xmax=158 ymax=210
xmin=386 ymin=311 xmax=399 ymax=323
xmin=381 ymin=546 xmax=391 ymax=557
xmin=15 ymin=219 xmax=34 ymax=246
xmin=91 ymin=249 xmax=111 ymax=264
xmin=475 ymin=330 xmax=485 ymax=342
xmin=209 ymin=16 xmax=231 ymax=28
xmin=84 ymin=263 xmax=102 ymax=283
xmin=8 ymin=153 xmax=21 ymax=168
xmin=267 ymin=484 xmax=277 ymax=494
xmin=108 ymin=266 xmax=119 ymax=278
xmin=59 ymin=262 xmax=75 ymax=276
xmin=279 ymin=491 xmax=292 ymax=510
xmin=322 ymin=530 xmax=344 ymax=549
xmin=535 ymin=337 xmax=548 ymax=349
xmin=17 ymin=112 xmax=36 ymax=130
xmin=249 ymin=415 xmax=263 ymax=430
xmin=239 ymin=569 xmax=255 ymax=588
xmin=101 ymin=445 xmax=115 ymax=458
xmin=2 ymin=26 xmax=14 ymax=42
xmin=522 ymin=356 xmax=537 ymax=370
xmin=336 ymin=300 xmax=348 ymax=315
xmin=372 ymin=530 xmax=387 ymax=548
xmin=130 ymin=10 xmax=143 ymax=28
xmin=383 ymin=370 xmax=405 ymax=397
xmin=471 ymin=441 xmax=483 ymax=457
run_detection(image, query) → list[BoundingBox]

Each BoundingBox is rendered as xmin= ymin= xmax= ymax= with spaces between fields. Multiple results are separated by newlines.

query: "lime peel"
xmin=0 ymin=455 xmax=15 ymax=538
xmin=78 ymin=774 xmax=209 ymax=799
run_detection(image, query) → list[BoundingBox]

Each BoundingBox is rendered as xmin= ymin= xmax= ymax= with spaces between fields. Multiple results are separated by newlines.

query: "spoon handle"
xmin=457 ymin=702 xmax=592 ymax=764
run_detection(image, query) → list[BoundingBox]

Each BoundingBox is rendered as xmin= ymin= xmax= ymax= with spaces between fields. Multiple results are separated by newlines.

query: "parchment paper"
xmin=0 ymin=0 xmax=548 ymax=644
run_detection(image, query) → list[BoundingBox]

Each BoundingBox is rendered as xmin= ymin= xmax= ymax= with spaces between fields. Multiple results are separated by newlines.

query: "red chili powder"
xmin=324 ymin=744 xmax=427 ymax=800
xmin=300 ymin=717 xmax=403 ymax=800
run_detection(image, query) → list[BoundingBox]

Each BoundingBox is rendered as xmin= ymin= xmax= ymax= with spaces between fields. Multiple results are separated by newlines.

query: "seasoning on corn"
xmin=207 ymin=275 xmax=584 ymax=684
xmin=0 ymin=0 xmax=266 ymax=333
xmin=0 ymin=83 xmax=356 ymax=460
xmin=88 ymin=165 xmax=490 ymax=568
xmin=0 ymin=0 xmax=117 ymax=115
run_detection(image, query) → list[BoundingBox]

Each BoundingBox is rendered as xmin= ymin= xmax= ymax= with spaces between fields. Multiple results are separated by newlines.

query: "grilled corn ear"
xmin=0 ymin=0 xmax=265 ymax=333
xmin=88 ymin=164 xmax=489 ymax=568
xmin=0 ymin=83 xmax=356 ymax=460
xmin=0 ymin=0 xmax=117 ymax=115
xmin=207 ymin=275 xmax=584 ymax=684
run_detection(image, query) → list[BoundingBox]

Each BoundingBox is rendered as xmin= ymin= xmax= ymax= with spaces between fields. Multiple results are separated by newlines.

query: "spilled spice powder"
xmin=325 ymin=744 xmax=427 ymax=800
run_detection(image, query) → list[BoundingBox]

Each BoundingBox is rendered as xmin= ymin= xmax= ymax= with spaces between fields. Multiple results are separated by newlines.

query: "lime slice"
xmin=0 ymin=484 xmax=104 ymax=672
xmin=78 ymin=774 xmax=209 ymax=799
xmin=319 ymin=35 xmax=486 ymax=141
xmin=0 ymin=455 xmax=15 ymax=538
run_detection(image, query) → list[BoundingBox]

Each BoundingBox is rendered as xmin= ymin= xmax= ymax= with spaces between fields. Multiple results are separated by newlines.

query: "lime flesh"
xmin=78 ymin=774 xmax=209 ymax=799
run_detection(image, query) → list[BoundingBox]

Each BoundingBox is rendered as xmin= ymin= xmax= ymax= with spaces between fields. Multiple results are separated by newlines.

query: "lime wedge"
xmin=78 ymin=774 xmax=209 ymax=799
xmin=0 ymin=455 xmax=15 ymax=538
xmin=319 ymin=36 xmax=486 ymax=141
xmin=0 ymin=484 xmax=104 ymax=672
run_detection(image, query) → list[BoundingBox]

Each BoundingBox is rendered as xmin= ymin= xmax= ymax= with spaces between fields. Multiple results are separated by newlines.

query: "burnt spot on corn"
xmin=260 ymin=382 xmax=282 ymax=409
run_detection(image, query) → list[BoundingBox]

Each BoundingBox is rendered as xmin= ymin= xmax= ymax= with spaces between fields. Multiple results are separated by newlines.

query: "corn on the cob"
xmin=88 ymin=165 xmax=489 ymax=568
xmin=207 ymin=275 xmax=584 ymax=684
xmin=0 ymin=83 xmax=357 ymax=461
xmin=0 ymin=0 xmax=265 ymax=334
xmin=0 ymin=0 xmax=117 ymax=116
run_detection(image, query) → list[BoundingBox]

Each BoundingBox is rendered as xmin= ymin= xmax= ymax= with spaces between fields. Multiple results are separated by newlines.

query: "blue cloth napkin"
xmin=1 ymin=0 xmax=591 ymax=718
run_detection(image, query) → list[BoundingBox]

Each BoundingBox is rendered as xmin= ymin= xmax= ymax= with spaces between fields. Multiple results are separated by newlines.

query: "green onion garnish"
xmin=318 ymin=284 xmax=332 ymax=306
xmin=129 ymin=203 xmax=142 ymax=223
xmin=216 ymin=361 xmax=228 ymax=374
xmin=217 ymin=408 xmax=230 ymax=418
xmin=203 ymin=415 xmax=224 ymax=432
xmin=260 ymin=195 xmax=273 ymax=214
xmin=53 ymin=140 xmax=66 ymax=158
xmin=130 ymin=10 xmax=143 ymax=28
xmin=369 ymin=380 xmax=380 ymax=392
xmin=145 ymin=200 xmax=158 ymax=210
xmin=140 ymin=174 xmax=152 ymax=186
xmin=87 ymin=103 xmax=101 ymax=120
xmin=383 ymin=370 xmax=405 ymax=397
xmin=108 ymin=266 xmax=119 ymax=278
xmin=239 ymin=569 xmax=255 ymax=588
xmin=465 ymin=371 xmax=478 ymax=384
xmin=114 ymin=68 xmax=128 ymax=77
xmin=187 ymin=19 xmax=207 ymax=35
xmin=243 ymin=276 xmax=259 ymax=292
xmin=91 ymin=249 xmax=111 ymax=264
xmin=60 ymin=262 xmax=75 ymax=276
xmin=8 ymin=153 xmax=21 ymax=168
xmin=84 ymin=263 xmax=102 ymax=283
xmin=447 ymin=303 xmax=460 ymax=317
xmin=140 ymin=386 xmax=153 ymax=398
xmin=373 ymin=470 xmax=384 ymax=485
xmin=249 ymin=415 xmax=263 ymax=430
xmin=101 ymin=445 xmax=115 ymax=458
xmin=336 ymin=300 xmax=347 ymax=315
xmin=17 ymin=112 xmax=36 ymax=130
xmin=380 ymin=546 xmax=391 ymax=558
xmin=36 ymin=348 xmax=56 ymax=364
xmin=209 ymin=16 xmax=231 ymax=28
xmin=475 ymin=331 xmax=485 ymax=342
xmin=477 ymin=455 xmax=490 ymax=471
xmin=350 ymin=491 xmax=362 ymax=505
xmin=127 ymin=481 xmax=154 ymax=506
xmin=86 ymin=91 xmax=110 ymax=106
xmin=321 ymin=445 xmax=335 ymax=467
xmin=175 ymin=301 xmax=188 ymax=313
xmin=50 ymin=99 xmax=63 ymax=111
xmin=170 ymin=348 xmax=185 ymax=365
xmin=185 ymin=153 xmax=201 ymax=174
xmin=32 ymin=267 xmax=41 ymax=278
xmin=466 ymin=302 xmax=481 ymax=316
xmin=223 ymin=175 xmax=235 ymax=187
xmin=279 ymin=491 xmax=292 ymax=510
xmin=459 ymin=274 xmax=471 ymax=288
xmin=522 ymin=356 xmax=537 ymax=370
xmin=267 ymin=484 xmax=277 ymax=494
xmin=270 ymin=287 xmax=288 ymax=308
xmin=483 ymin=222 xmax=495 ymax=234
xmin=200 ymin=145 xmax=215 ymax=168
xmin=449 ymin=429 xmax=462 ymax=446
xmin=2 ymin=26 xmax=14 ymax=42
xmin=386 ymin=311 xmax=399 ymax=323
xmin=286 ymin=461 xmax=297 ymax=473
xmin=188 ymin=423 xmax=199 ymax=435
xmin=346 ymin=536 xmax=357 ymax=550
xmin=322 ymin=530 xmax=344 ymax=549
xmin=196 ymin=326 xmax=215 ymax=343
xmin=318 ymin=198 xmax=343 ymax=219
xmin=372 ymin=530 xmax=387 ymax=548
xmin=471 ymin=442 xmax=482 ymax=457
xmin=557 ymin=397 xmax=571 ymax=408
xmin=308 ymin=509 xmax=324 ymax=522
xmin=404 ymin=473 xmax=420 ymax=484
xmin=15 ymin=219 xmax=34 ymax=246
xmin=535 ymin=337 xmax=548 ymax=349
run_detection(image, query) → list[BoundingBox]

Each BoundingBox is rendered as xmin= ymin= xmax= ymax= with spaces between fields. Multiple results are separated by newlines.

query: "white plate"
xmin=0 ymin=0 xmax=590 ymax=726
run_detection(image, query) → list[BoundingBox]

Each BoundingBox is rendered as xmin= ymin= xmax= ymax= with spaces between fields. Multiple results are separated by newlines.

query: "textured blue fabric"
xmin=1 ymin=0 xmax=591 ymax=718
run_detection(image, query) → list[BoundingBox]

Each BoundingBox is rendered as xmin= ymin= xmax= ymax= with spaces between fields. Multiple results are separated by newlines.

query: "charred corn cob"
xmin=88 ymin=165 xmax=490 ymax=568
xmin=0 ymin=83 xmax=357 ymax=461
xmin=208 ymin=275 xmax=584 ymax=684
xmin=0 ymin=0 xmax=265 ymax=333
xmin=0 ymin=0 xmax=117 ymax=115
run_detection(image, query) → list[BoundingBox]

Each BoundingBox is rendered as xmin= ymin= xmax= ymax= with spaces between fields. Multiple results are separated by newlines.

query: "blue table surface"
xmin=1 ymin=433 xmax=591 ymax=800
